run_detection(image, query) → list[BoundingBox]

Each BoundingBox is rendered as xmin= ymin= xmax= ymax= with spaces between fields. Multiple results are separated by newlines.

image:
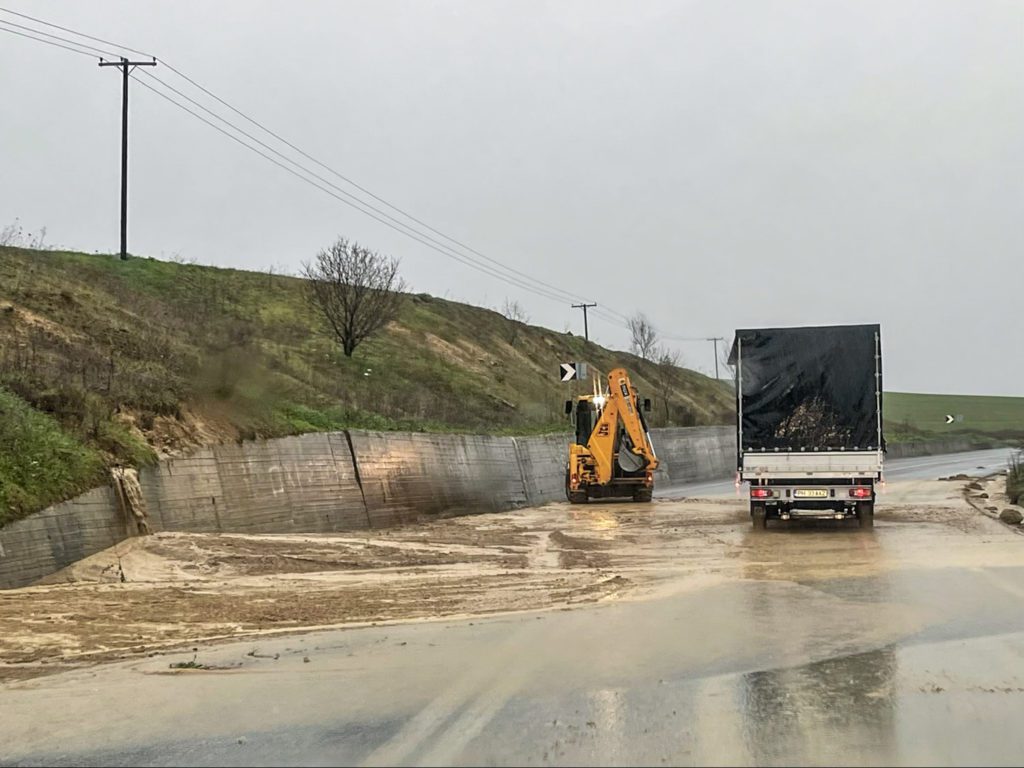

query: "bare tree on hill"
xmin=502 ymin=298 xmax=529 ymax=346
xmin=654 ymin=346 xmax=681 ymax=425
xmin=303 ymin=237 xmax=407 ymax=358
xmin=628 ymin=312 xmax=658 ymax=360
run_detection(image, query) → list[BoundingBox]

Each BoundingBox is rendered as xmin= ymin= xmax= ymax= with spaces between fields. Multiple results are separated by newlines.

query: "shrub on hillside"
xmin=1008 ymin=450 xmax=1024 ymax=506
xmin=0 ymin=388 xmax=104 ymax=526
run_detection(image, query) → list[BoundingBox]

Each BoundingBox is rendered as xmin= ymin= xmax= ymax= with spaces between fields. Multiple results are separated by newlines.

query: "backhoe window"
xmin=575 ymin=401 xmax=595 ymax=445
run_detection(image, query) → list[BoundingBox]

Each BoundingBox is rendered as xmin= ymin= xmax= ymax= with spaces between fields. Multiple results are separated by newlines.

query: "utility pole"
xmin=707 ymin=337 xmax=725 ymax=380
xmin=98 ymin=56 xmax=156 ymax=260
xmin=571 ymin=303 xmax=597 ymax=341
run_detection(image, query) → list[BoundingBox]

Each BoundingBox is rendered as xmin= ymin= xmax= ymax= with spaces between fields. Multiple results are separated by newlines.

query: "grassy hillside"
xmin=0 ymin=387 xmax=105 ymax=525
xmin=885 ymin=391 xmax=1024 ymax=442
xmin=0 ymin=245 xmax=733 ymax=523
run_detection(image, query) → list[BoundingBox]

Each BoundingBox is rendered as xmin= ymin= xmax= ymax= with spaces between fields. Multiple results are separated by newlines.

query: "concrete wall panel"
xmin=0 ymin=486 xmax=124 ymax=588
xmin=513 ymin=434 xmax=569 ymax=506
xmin=349 ymin=430 xmax=527 ymax=527
xmin=650 ymin=426 xmax=737 ymax=484
xmin=141 ymin=448 xmax=224 ymax=532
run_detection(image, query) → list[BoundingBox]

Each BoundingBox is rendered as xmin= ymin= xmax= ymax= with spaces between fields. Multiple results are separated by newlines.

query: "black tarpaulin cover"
xmin=729 ymin=324 xmax=883 ymax=453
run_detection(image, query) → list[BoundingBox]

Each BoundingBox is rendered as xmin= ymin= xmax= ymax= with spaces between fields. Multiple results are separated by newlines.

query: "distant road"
xmin=657 ymin=446 xmax=1014 ymax=499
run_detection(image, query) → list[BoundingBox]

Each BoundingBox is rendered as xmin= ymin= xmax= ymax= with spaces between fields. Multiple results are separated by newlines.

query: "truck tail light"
xmin=571 ymin=474 xmax=579 ymax=488
xmin=751 ymin=488 xmax=773 ymax=499
xmin=849 ymin=487 xmax=872 ymax=498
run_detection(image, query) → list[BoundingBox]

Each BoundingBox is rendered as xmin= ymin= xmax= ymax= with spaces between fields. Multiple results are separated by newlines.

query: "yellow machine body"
xmin=565 ymin=367 xmax=658 ymax=503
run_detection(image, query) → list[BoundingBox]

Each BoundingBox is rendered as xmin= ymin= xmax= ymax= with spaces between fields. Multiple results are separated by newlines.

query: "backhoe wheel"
xmin=633 ymin=489 xmax=653 ymax=503
xmin=751 ymin=504 xmax=768 ymax=530
xmin=565 ymin=466 xmax=588 ymax=504
xmin=857 ymin=501 xmax=874 ymax=529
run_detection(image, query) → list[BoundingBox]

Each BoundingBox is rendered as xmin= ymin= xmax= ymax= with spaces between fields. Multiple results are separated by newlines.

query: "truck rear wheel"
xmin=751 ymin=504 xmax=767 ymax=530
xmin=633 ymin=488 xmax=653 ymax=503
xmin=857 ymin=501 xmax=874 ymax=529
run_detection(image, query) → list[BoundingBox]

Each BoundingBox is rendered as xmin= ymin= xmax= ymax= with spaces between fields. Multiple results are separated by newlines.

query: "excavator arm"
xmin=586 ymin=368 xmax=658 ymax=484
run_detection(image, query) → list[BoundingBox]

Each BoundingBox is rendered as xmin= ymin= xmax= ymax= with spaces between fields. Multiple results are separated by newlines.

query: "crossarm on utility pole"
xmin=571 ymin=303 xmax=597 ymax=341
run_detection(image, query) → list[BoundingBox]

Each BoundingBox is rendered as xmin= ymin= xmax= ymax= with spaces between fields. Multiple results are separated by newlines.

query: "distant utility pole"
xmin=707 ymin=337 xmax=725 ymax=380
xmin=98 ymin=56 xmax=156 ymax=260
xmin=571 ymin=303 xmax=597 ymax=342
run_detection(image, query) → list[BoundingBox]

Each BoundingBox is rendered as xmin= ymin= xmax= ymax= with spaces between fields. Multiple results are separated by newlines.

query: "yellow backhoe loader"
xmin=564 ymin=367 xmax=658 ymax=503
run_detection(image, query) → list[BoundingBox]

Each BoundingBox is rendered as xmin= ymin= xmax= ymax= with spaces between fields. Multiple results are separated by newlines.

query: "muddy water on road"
xmin=4 ymin=477 xmax=1024 ymax=765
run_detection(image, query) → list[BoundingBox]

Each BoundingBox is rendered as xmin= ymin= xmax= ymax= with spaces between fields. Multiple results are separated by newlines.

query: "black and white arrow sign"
xmin=560 ymin=363 xmax=578 ymax=382
xmin=944 ymin=414 xmax=955 ymax=424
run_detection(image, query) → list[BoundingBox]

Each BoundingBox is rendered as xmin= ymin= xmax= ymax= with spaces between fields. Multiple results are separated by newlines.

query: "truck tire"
xmin=857 ymin=501 xmax=874 ymax=529
xmin=633 ymin=488 xmax=653 ymax=503
xmin=751 ymin=503 xmax=768 ymax=530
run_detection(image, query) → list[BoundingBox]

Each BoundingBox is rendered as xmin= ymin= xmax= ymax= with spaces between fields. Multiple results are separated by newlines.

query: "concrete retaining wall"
xmin=349 ymin=431 xmax=527 ymax=527
xmin=0 ymin=486 xmax=126 ymax=589
xmin=651 ymin=426 xmax=736 ymax=484
xmin=0 ymin=427 xmax=1000 ymax=588
xmin=513 ymin=434 xmax=569 ymax=507
xmin=140 ymin=433 xmax=368 ymax=534
xmin=885 ymin=438 xmax=993 ymax=460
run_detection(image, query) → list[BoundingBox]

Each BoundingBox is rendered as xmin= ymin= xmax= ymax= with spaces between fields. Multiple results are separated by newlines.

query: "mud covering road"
xmin=2 ymin=448 xmax=1023 ymax=766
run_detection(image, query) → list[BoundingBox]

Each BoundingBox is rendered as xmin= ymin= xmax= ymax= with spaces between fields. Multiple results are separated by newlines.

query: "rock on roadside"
xmin=999 ymin=509 xmax=1023 ymax=525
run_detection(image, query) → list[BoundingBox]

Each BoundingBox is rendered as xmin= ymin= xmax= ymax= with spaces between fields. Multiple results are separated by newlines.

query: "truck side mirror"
xmin=643 ymin=398 xmax=652 ymax=412
xmin=565 ymin=400 xmax=573 ymax=415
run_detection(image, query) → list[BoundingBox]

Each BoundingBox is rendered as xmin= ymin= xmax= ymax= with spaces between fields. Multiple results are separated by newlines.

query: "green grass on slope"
xmin=884 ymin=391 xmax=1024 ymax=442
xmin=0 ymin=246 xmax=733 ymax=524
xmin=0 ymin=387 xmax=105 ymax=526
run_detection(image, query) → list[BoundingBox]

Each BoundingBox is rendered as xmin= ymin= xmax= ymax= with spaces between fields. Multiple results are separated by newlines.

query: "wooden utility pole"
xmin=571 ymin=303 xmax=597 ymax=341
xmin=98 ymin=56 xmax=156 ymax=260
xmin=707 ymin=336 xmax=725 ymax=380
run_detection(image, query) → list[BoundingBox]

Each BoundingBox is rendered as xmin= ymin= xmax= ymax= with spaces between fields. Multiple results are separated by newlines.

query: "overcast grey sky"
xmin=1 ymin=0 xmax=1021 ymax=394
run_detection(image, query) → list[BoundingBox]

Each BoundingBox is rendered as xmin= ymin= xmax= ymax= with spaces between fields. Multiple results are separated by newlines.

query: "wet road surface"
xmin=658 ymin=447 xmax=1013 ymax=498
xmin=3 ymin=448 xmax=1022 ymax=766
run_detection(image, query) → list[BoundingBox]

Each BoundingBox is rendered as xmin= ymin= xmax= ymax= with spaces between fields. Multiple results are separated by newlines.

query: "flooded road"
xmin=2 ymin=449 xmax=1022 ymax=766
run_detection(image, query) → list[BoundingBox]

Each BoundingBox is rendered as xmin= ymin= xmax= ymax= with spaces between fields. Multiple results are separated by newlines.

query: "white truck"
xmin=728 ymin=324 xmax=884 ymax=529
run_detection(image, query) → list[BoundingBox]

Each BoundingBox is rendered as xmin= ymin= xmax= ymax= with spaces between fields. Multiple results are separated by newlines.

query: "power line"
xmin=156 ymin=61 xmax=624 ymax=319
xmin=0 ymin=6 xmax=598 ymax=310
xmin=0 ymin=22 xmax=99 ymax=58
xmin=136 ymin=70 xmax=632 ymax=321
xmin=129 ymin=76 xmax=575 ymax=304
xmin=0 ymin=7 xmax=719 ymax=340
xmin=0 ymin=17 xmax=118 ymax=58
xmin=0 ymin=5 xmax=152 ymax=57
xmin=0 ymin=7 xmax=629 ymax=324
xmin=135 ymin=69 xmax=582 ymax=304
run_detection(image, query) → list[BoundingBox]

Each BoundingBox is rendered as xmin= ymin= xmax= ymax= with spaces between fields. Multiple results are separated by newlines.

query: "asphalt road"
xmin=657 ymin=447 xmax=1014 ymax=498
xmin=3 ymin=447 xmax=1022 ymax=767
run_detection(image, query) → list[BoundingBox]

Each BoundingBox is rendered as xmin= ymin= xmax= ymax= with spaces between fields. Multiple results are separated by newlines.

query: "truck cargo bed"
xmin=741 ymin=450 xmax=883 ymax=479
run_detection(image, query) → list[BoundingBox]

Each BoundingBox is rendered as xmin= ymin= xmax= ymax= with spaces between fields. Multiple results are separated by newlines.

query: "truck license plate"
xmin=794 ymin=489 xmax=828 ymax=498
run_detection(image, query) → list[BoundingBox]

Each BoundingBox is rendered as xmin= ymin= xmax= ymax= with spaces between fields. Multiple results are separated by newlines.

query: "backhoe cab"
xmin=564 ymin=367 xmax=658 ymax=504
